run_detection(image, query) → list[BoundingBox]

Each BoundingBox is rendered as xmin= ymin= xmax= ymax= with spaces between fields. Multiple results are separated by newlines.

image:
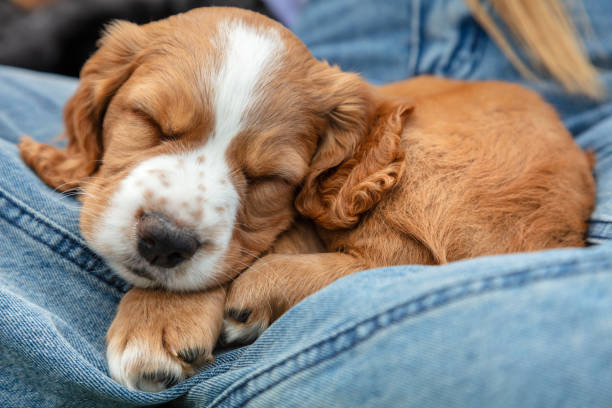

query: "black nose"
xmin=137 ymin=213 xmax=199 ymax=268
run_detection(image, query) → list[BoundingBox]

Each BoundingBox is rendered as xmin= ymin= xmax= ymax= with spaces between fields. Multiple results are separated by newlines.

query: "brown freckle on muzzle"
xmin=198 ymin=184 xmax=206 ymax=192
xmin=144 ymin=190 xmax=153 ymax=200
xmin=215 ymin=206 xmax=225 ymax=214
xmin=190 ymin=208 xmax=203 ymax=221
xmin=197 ymin=155 xmax=206 ymax=164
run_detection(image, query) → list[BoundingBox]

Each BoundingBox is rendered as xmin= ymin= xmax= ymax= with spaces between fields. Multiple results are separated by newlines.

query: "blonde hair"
xmin=464 ymin=0 xmax=603 ymax=98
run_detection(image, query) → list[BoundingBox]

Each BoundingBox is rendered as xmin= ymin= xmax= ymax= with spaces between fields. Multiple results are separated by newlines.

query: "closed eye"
xmin=130 ymin=107 xmax=180 ymax=142
xmin=242 ymin=170 xmax=291 ymax=186
xmin=256 ymin=175 xmax=291 ymax=185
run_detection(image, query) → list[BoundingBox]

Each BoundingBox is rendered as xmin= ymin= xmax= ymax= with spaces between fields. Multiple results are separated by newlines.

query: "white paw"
xmin=105 ymin=288 xmax=224 ymax=391
xmin=106 ymin=340 xmax=193 ymax=392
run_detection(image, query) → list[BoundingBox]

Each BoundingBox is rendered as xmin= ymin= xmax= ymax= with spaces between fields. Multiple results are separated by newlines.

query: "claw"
xmin=226 ymin=308 xmax=252 ymax=323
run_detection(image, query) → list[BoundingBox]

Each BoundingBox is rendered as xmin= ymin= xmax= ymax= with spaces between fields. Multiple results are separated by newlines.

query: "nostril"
xmin=166 ymin=252 xmax=187 ymax=267
xmin=142 ymin=237 xmax=155 ymax=248
xmin=137 ymin=212 xmax=199 ymax=268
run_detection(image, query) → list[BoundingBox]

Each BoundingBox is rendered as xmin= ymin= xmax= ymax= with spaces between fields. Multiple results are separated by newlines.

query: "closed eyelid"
xmin=130 ymin=106 xmax=180 ymax=141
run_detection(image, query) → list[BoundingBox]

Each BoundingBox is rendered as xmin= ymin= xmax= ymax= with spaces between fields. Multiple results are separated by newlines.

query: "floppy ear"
xmin=296 ymin=92 xmax=412 ymax=230
xmin=294 ymin=62 xmax=375 ymax=228
xmin=19 ymin=21 xmax=147 ymax=192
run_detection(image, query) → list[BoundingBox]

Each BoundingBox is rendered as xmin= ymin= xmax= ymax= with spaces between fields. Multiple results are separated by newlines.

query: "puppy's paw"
xmin=106 ymin=287 xmax=225 ymax=392
xmin=221 ymin=307 xmax=270 ymax=346
xmin=106 ymin=324 xmax=213 ymax=392
xmin=221 ymin=271 xmax=273 ymax=346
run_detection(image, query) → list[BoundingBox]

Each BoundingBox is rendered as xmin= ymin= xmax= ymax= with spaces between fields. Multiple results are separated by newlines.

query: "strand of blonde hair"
xmin=464 ymin=0 xmax=603 ymax=98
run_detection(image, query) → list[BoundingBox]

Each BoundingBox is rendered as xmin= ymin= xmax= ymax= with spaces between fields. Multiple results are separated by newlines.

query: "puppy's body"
xmin=222 ymin=78 xmax=595 ymax=342
xmin=19 ymin=7 xmax=595 ymax=391
xmin=346 ymin=78 xmax=593 ymax=264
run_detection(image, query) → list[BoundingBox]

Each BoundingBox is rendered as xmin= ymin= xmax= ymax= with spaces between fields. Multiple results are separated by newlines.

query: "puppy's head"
xmin=20 ymin=7 xmax=405 ymax=291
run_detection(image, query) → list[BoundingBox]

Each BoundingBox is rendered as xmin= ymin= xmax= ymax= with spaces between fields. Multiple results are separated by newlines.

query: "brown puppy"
xmin=20 ymin=7 xmax=594 ymax=391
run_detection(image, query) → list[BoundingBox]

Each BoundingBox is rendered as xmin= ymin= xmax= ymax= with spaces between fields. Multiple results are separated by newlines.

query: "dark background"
xmin=0 ymin=0 xmax=274 ymax=77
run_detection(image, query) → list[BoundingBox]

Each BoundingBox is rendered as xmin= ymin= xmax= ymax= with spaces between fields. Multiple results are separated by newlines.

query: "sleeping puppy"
xmin=20 ymin=7 xmax=595 ymax=391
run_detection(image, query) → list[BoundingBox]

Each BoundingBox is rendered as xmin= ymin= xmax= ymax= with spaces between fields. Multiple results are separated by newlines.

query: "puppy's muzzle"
xmin=137 ymin=213 xmax=199 ymax=268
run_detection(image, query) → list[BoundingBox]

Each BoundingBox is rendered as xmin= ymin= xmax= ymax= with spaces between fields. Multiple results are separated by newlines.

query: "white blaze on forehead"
xmin=209 ymin=19 xmax=284 ymax=141
xmin=88 ymin=20 xmax=285 ymax=291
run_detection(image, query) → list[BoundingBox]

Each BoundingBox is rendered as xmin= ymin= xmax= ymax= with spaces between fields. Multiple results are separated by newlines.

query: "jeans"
xmin=1 ymin=0 xmax=611 ymax=406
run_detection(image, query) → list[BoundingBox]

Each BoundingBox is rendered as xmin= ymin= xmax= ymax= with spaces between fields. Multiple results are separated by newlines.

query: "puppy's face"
xmin=81 ymin=11 xmax=324 ymax=291
xmin=20 ymin=8 xmax=385 ymax=291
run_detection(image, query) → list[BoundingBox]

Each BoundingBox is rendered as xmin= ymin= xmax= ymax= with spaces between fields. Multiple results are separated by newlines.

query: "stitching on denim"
xmin=571 ymin=103 xmax=612 ymax=136
xmin=443 ymin=17 xmax=485 ymax=78
xmin=590 ymin=220 xmax=612 ymax=225
xmin=588 ymin=234 xmax=611 ymax=240
xmin=588 ymin=220 xmax=612 ymax=235
xmin=407 ymin=0 xmax=421 ymax=75
xmin=588 ymin=226 xmax=612 ymax=241
xmin=210 ymin=257 xmax=611 ymax=407
xmin=0 ymin=188 xmax=129 ymax=292
xmin=220 ymin=259 xmax=611 ymax=407
xmin=0 ymin=181 xmax=87 ymax=245
xmin=590 ymin=219 xmax=612 ymax=225
xmin=463 ymin=21 xmax=487 ymax=78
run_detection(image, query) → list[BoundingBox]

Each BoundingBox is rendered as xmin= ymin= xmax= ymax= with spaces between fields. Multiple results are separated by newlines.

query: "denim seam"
xmin=589 ymin=219 xmax=612 ymax=229
xmin=459 ymin=21 xmax=487 ymax=79
xmin=0 ymin=187 xmax=129 ymax=292
xmin=442 ymin=16 xmax=485 ymax=78
xmin=407 ymin=0 xmax=421 ymax=76
xmin=0 ymin=182 xmax=84 ymax=244
xmin=211 ymin=257 xmax=611 ymax=408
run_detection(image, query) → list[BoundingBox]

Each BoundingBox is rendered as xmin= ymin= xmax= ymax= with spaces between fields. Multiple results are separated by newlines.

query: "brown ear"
xmin=296 ymin=99 xmax=412 ymax=230
xmin=19 ymin=21 xmax=146 ymax=191
xmin=294 ymin=62 xmax=374 ymax=228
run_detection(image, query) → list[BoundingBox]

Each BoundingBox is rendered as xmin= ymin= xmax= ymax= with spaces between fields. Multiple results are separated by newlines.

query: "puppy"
xmin=20 ymin=7 xmax=595 ymax=391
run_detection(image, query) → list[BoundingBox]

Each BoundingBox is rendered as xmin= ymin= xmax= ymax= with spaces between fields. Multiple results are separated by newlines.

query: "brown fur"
xmin=19 ymin=8 xmax=595 ymax=385
xmin=20 ymin=20 xmax=150 ymax=192
xmin=225 ymin=78 xmax=595 ymax=336
xmin=296 ymin=101 xmax=411 ymax=230
xmin=106 ymin=286 xmax=225 ymax=383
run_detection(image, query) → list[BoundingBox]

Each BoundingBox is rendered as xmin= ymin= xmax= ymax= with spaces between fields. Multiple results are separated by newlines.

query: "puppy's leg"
xmin=106 ymin=286 xmax=225 ymax=391
xmin=222 ymin=252 xmax=366 ymax=345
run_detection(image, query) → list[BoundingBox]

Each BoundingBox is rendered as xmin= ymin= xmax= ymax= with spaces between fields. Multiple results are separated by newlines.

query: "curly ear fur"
xmin=294 ymin=63 xmax=375 ymax=219
xmin=19 ymin=21 xmax=146 ymax=191
xmin=297 ymin=95 xmax=412 ymax=230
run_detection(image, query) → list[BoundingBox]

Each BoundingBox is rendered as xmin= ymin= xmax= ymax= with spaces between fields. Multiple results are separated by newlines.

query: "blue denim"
xmin=1 ymin=0 xmax=612 ymax=406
